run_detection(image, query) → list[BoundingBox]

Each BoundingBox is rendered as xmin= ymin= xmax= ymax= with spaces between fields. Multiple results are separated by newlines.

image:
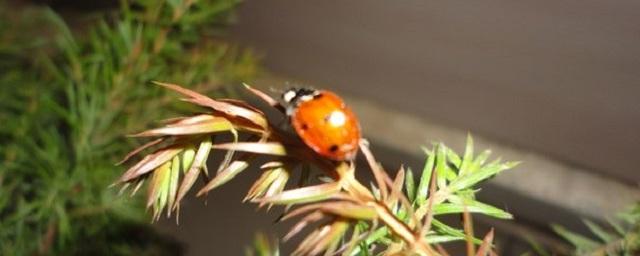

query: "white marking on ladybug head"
xmin=299 ymin=94 xmax=315 ymax=102
xmin=327 ymin=110 xmax=346 ymax=127
xmin=282 ymin=90 xmax=297 ymax=103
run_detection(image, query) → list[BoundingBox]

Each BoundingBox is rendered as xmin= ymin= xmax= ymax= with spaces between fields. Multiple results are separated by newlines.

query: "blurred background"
xmin=229 ymin=0 xmax=640 ymax=185
xmin=2 ymin=0 xmax=639 ymax=255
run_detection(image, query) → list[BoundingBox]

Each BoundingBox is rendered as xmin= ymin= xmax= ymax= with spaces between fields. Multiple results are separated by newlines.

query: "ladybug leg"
xmin=344 ymin=159 xmax=355 ymax=169
xmin=341 ymin=144 xmax=358 ymax=161
xmin=273 ymin=114 xmax=295 ymax=132
xmin=274 ymin=117 xmax=288 ymax=129
xmin=358 ymin=138 xmax=370 ymax=148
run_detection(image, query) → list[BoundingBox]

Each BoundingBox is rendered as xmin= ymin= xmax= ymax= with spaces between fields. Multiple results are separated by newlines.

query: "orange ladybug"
xmin=282 ymin=88 xmax=361 ymax=161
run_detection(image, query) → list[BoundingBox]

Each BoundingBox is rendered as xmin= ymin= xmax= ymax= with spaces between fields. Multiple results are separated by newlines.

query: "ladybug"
xmin=282 ymin=88 xmax=361 ymax=161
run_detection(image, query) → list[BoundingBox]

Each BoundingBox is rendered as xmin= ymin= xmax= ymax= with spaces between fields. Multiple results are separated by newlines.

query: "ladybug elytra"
xmin=282 ymin=88 xmax=361 ymax=161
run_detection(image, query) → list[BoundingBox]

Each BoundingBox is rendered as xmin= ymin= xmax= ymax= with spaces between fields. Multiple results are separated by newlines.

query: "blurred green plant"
xmin=116 ymin=82 xmax=518 ymax=255
xmin=0 ymin=0 xmax=258 ymax=254
xmin=245 ymin=233 xmax=280 ymax=256
xmin=550 ymin=203 xmax=640 ymax=256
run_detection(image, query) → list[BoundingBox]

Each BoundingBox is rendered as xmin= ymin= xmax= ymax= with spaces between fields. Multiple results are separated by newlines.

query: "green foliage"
xmin=240 ymin=136 xmax=515 ymax=255
xmin=355 ymin=135 xmax=518 ymax=253
xmin=551 ymin=203 xmax=640 ymax=255
xmin=0 ymin=0 xmax=258 ymax=254
xmin=116 ymin=87 xmax=517 ymax=256
xmin=245 ymin=233 xmax=280 ymax=256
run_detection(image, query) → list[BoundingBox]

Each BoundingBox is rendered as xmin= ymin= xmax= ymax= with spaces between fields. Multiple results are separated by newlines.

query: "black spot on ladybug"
xmin=329 ymin=145 xmax=339 ymax=152
xmin=301 ymin=124 xmax=309 ymax=130
xmin=313 ymin=93 xmax=324 ymax=99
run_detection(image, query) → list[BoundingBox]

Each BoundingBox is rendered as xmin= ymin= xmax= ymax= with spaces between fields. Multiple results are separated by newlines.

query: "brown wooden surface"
xmin=230 ymin=0 xmax=640 ymax=184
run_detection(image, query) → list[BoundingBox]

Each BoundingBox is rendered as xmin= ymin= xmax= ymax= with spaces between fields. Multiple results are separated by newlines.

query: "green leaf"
xmin=167 ymin=0 xmax=181 ymax=9
xmin=130 ymin=115 xmax=235 ymax=137
xmin=607 ymin=218 xmax=626 ymax=236
xmin=432 ymin=219 xmax=482 ymax=244
xmin=445 ymin=147 xmax=462 ymax=169
xmin=415 ymin=147 xmax=435 ymax=206
xmin=214 ymin=123 xmax=239 ymax=175
xmin=552 ymin=224 xmax=600 ymax=251
xmin=405 ymin=167 xmax=416 ymax=203
xmin=119 ymin=146 xmax=183 ymax=182
xmin=157 ymin=160 xmax=172 ymax=218
xmin=181 ymin=145 xmax=196 ymax=174
xmin=283 ymin=201 xmax=377 ymax=221
xmin=363 ymin=227 xmax=388 ymax=246
xmin=523 ymin=235 xmax=551 ymax=256
xmin=340 ymin=223 xmax=363 ymax=256
xmin=249 ymin=233 xmax=280 ymax=256
xmin=470 ymin=149 xmax=492 ymax=173
xmin=155 ymin=81 xmax=268 ymax=129
xmin=212 ymin=142 xmax=287 ymax=156
xmin=436 ymin=144 xmax=456 ymax=186
xmin=117 ymin=138 xmax=164 ymax=165
xmin=197 ymin=159 xmax=250 ymax=196
xmin=458 ymin=134 xmax=474 ymax=176
xmin=583 ymin=219 xmax=617 ymax=243
xmin=245 ymin=167 xmax=285 ymax=201
xmin=425 ymin=234 xmax=465 ymax=243
xmin=263 ymin=168 xmax=289 ymax=199
xmin=293 ymin=219 xmax=349 ymax=256
xmin=147 ymin=161 xmax=172 ymax=218
xmin=387 ymin=168 xmax=405 ymax=209
xmin=432 ymin=201 xmax=512 ymax=219
xmin=448 ymin=160 xmax=519 ymax=192
xmin=175 ymin=138 xmax=212 ymax=205
xmin=258 ymin=182 xmax=341 ymax=205
xmin=618 ymin=204 xmax=640 ymax=225
xmin=167 ymin=155 xmax=181 ymax=215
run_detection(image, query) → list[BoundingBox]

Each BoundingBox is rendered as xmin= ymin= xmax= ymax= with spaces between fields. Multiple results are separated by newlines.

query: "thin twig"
xmin=359 ymin=139 xmax=389 ymax=200
xmin=463 ymin=206 xmax=476 ymax=256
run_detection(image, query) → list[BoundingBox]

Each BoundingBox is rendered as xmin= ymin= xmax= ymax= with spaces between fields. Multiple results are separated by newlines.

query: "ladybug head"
xmin=282 ymin=87 xmax=319 ymax=106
